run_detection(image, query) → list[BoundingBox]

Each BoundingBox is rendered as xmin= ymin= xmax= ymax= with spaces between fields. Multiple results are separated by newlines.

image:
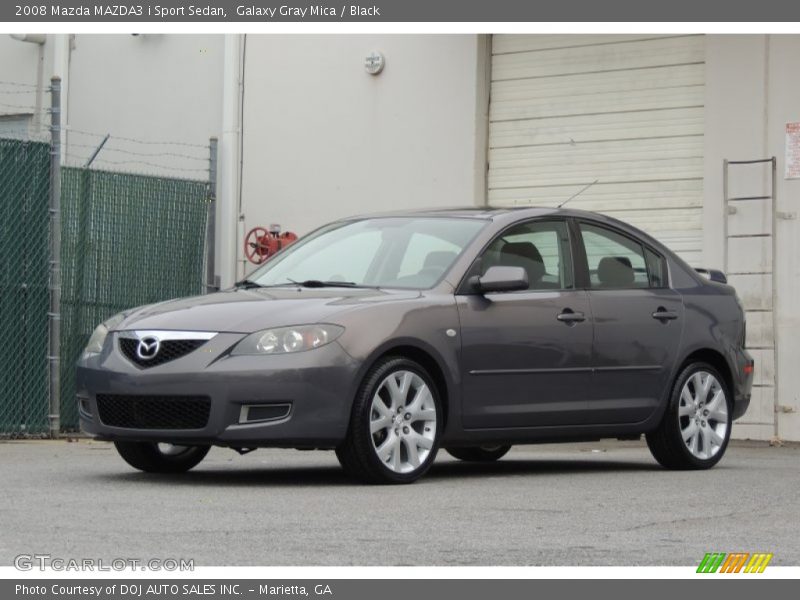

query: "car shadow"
xmin=89 ymin=457 xmax=661 ymax=488
xmin=93 ymin=464 xmax=352 ymax=487
xmin=427 ymin=458 xmax=660 ymax=481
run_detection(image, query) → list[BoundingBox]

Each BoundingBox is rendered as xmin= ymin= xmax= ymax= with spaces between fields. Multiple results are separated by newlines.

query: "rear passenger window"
xmin=579 ymin=223 xmax=649 ymax=289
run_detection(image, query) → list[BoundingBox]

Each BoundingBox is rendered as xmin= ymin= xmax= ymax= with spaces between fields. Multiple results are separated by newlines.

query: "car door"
xmin=456 ymin=219 xmax=594 ymax=429
xmin=576 ymin=220 xmax=684 ymax=424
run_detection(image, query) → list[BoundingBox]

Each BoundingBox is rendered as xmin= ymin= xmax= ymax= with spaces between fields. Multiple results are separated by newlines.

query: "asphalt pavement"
xmin=1 ymin=438 xmax=797 ymax=566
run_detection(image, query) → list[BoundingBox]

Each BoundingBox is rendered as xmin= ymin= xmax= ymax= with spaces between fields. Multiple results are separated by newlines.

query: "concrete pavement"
xmin=1 ymin=438 xmax=797 ymax=566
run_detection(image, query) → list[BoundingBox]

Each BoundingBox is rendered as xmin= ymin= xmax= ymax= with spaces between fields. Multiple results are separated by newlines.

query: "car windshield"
xmin=247 ymin=217 xmax=486 ymax=290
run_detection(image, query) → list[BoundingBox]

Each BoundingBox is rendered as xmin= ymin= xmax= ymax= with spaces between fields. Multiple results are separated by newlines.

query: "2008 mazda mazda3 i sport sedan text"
xmin=77 ymin=207 xmax=754 ymax=484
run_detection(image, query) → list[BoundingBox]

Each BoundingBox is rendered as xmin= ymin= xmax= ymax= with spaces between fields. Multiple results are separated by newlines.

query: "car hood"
xmin=114 ymin=287 xmax=422 ymax=333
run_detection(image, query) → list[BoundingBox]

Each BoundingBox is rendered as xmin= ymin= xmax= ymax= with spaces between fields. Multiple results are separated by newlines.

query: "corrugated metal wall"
xmin=488 ymin=35 xmax=705 ymax=265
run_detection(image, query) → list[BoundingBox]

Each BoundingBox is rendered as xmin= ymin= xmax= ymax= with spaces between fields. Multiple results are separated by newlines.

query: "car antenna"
xmin=558 ymin=179 xmax=598 ymax=208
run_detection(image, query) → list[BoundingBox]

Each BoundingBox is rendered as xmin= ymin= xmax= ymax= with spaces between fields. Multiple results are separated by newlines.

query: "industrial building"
xmin=1 ymin=33 xmax=797 ymax=441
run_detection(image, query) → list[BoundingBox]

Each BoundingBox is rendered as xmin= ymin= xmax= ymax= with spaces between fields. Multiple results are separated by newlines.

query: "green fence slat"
xmin=59 ymin=167 xmax=209 ymax=430
xmin=1 ymin=136 xmax=209 ymax=436
xmin=0 ymin=138 xmax=51 ymax=435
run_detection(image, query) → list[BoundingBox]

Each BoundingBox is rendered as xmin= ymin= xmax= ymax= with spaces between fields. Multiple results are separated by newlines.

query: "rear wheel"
xmin=114 ymin=442 xmax=210 ymax=473
xmin=446 ymin=445 xmax=511 ymax=462
xmin=336 ymin=356 xmax=441 ymax=484
xmin=646 ymin=362 xmax=732 ymax=470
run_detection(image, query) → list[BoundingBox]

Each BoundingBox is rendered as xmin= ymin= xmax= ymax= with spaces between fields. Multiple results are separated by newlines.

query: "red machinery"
xmin=244 ymin=224 xmax=298 ymax=265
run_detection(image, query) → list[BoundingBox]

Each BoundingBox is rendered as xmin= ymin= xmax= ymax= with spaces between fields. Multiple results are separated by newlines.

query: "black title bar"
xmin=5 ymin=0 xmax=800 ymax=22
xmin=4 ymin=579 xmax=797 ymax=600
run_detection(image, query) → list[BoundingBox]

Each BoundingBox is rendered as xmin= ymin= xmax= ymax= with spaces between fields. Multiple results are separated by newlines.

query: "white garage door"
xmin=488 ymin=35 xmax=705 ymax=265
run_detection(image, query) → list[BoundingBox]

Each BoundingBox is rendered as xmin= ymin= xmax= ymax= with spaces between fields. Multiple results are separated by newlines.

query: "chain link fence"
xmin=0 ymin=138 xmax=52 ymax=435
xmin=59 ymin=168 xmax=210 ymax=430
xmin=0 ymin=136 xmax=211 ymax=435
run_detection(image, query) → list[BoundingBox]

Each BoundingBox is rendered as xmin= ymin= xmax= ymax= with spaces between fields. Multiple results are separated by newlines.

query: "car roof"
xmin=346 ymin=206 xmax=561 ymax=220
xmin=341 ymin=206 xmax=674 ymax=258
xmin=344 ymin=205 xmax=611 ymax=222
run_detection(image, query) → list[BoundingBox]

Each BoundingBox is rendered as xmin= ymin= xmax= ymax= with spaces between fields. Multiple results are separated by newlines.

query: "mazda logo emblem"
xmin=136 ymin=336 xmax=161 ymax=360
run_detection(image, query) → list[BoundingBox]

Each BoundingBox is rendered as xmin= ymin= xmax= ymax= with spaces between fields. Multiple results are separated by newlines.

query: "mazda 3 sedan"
xmin=78 ymin=207 xmax=753 ymax=484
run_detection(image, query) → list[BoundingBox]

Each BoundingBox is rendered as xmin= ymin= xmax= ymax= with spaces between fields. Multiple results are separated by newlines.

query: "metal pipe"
xmin=770 ymin=157 xmax=779 ymax=441
xmin=52 ymin=35 xmax=71 ymax=161
xmin=9 ymin=34 xmax=47 ymax=133
xmin=218 ymin=34 xmax=243 ymax=289
xmin=33 ymin=43 xmax=44 ymax=134
xmin=83 ymin=133 xmax=110 ymax=168
xmin=722 ymin=159 xmax=728 ymax=274
xmin=9 ymin=34 xmax=46 ymax=44
xmin=48 ymin=76 xmax=62 ymax=437
xmin=205 ymin=137 xmax=218 ymax=293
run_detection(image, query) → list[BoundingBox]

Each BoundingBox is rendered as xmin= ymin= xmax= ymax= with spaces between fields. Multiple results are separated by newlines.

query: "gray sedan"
xmin=77 ymin=207 xmax=754 ymax=484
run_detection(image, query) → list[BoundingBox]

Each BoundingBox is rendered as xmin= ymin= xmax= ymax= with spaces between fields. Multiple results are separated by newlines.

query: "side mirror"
xmin=695 ymin=268 xmax=728 ymax=284
xmin=468 ymin=266 xmax=528 ymax=294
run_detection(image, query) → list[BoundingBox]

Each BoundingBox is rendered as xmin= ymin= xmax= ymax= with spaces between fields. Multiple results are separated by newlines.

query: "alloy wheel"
xmin=678 ymin=371 xmax=729 ymax=460
xmin=369 ymin=370 xmax=437 ymax=474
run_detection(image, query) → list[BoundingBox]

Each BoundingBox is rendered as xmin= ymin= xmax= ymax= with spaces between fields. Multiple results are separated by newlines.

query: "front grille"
xmin=96 ymin=394 xmax=211 ymax=430
xmin=119 ymin=337 xmax=207 ymax=368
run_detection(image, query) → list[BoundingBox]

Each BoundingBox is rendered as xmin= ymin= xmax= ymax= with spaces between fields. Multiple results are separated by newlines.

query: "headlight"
xmin=82 ymin=312 xmax=127 ymax=358
xmin=231 ymin=324 xmax=344 ymax=356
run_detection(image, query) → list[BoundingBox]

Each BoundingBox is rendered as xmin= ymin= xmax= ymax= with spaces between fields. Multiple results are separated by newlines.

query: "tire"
xmin=114 ymin=441 xmax=210 ymax=473
xmin=446 ymin=445 xmax=511 ymax=462
xmin=336 ymin=356 xmax=442 ymax=484
xmin=646 ymin=362 xmax=732 ymax=470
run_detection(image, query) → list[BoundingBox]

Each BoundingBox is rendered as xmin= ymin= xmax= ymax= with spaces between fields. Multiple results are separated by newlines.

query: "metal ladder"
xmin=722 ymin=157 xmax=778 ymax=439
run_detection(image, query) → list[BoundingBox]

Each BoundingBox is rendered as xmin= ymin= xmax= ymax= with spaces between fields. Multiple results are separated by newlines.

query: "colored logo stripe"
xmin=720 ymin=553 xmax=749 ymax=573
xmin=697 ymin=553 xmax=726 ymax=573
xmin=745 ymin=553 xmax=773 ymax=573
xmin=697 ymin=552 xmax=773 ymax=573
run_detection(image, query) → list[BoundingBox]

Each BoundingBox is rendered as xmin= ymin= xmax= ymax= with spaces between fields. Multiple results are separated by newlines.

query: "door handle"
xmin=557 ymin=309 xmax=586 ymax=324
xmin=652 ymin=307 xmax=678 ymax=322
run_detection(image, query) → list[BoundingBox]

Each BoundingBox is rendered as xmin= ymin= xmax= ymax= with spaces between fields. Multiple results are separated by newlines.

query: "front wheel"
xmin=336 ymin=357 xmax=441 ymax=484
xmin=114 ymin=442 xmax=210 ymax=473
xmin=446 ymin=445 xmax=511 ymax=462
xmin=646 ymin=362 xmax=732 ymax=470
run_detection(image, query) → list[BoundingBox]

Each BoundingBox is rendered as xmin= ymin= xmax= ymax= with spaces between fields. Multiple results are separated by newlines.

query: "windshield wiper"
xmin=236 ymin=278 xmax=372 ymax=290
xmin=287 ymin=279 xmax=361 ymax=288
xmin=233 ymin=279 xmax=264 ymax=289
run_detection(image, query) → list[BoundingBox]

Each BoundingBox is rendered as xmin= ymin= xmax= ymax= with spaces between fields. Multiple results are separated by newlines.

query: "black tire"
xmin=446 ymin=445 xmax=511 ymax=462
xmin=114 ymin=441 xmax=210 ymax=473
xmin=336 ymin=356 xmax=442 ymax=484
xmin=646 ymin=362 xmax=732 ymax=470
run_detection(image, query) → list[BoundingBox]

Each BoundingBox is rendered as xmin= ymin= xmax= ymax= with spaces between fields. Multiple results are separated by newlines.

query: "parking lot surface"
xmin=1 ymin=439 xmax=797 ymax=566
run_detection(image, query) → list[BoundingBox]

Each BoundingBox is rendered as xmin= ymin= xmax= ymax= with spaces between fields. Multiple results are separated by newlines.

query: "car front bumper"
xmin=77 ymin=333 xmax=360 ymax=448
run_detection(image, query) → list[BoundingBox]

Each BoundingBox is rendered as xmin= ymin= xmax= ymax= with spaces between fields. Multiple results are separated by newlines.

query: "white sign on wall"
xmin=786 ymin=122 xmax=800 ymax=179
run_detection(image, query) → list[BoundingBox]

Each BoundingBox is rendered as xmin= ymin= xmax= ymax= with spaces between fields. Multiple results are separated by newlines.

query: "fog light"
xmin=78 ymin=396 xmax=92 ymax=418
xmin=238 ymin=403 xmax=292 ymax=424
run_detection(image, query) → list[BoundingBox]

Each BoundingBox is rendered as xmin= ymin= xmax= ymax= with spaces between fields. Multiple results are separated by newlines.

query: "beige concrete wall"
xmin=237 ymin=34 xmax=488 ymax=279
xmin=0 ymin=35 xmax=54 ymax=136
xmin=2 ymin=33 xmax=489 ymax=281
xmin=64 ymin=34 xmax=223 ymax=177
xmin=766 ymin=35 xmax=800 ymax=442
xmin=2 ymin=34 xmax=224 ymax=174
xmin=704 ymin=35 xmax=800 ymax=441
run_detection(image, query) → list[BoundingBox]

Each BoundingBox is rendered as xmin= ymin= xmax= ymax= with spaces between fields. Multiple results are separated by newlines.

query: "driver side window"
xmin=480 ymin=220 xmax=574 ymax=291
